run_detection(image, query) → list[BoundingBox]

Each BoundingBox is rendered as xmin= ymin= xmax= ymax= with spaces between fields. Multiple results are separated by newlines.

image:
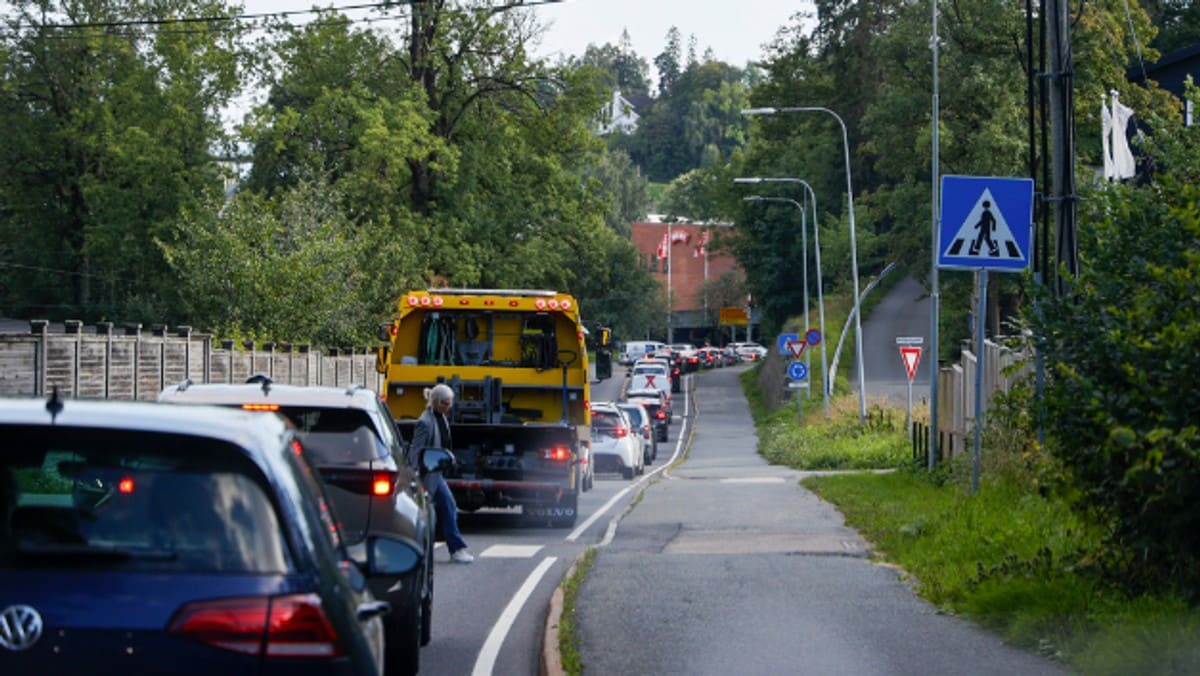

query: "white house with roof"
xmin=597 ymin=90 xmax=640 ymax=135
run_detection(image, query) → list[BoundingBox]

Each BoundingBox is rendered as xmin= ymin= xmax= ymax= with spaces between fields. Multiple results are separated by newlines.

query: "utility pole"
xmin=1047 ymin=0 xmax=1077 ymax=296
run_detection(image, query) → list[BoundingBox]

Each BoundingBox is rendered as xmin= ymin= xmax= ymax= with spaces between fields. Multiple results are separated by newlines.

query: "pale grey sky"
xmin=531 ymin=1 xmax=813 ymax=67
xmin=238 ymin=1 xmax=813 ymax=70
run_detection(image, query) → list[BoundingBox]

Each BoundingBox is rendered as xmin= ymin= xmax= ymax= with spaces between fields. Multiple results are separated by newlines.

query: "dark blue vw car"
xmin=0 ymin=393 xmax=421 ymax=675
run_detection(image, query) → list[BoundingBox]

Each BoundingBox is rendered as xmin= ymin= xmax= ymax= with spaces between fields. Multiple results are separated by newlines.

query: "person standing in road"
xmin=410 ymin=384 xmax=474 ymax=564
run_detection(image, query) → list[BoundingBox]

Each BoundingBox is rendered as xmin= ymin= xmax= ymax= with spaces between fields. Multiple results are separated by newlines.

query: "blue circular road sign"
xmin=806 ymin=329 xmax=822 ymax=346
xmin=787 ymin=361 xmax=809 ymax=381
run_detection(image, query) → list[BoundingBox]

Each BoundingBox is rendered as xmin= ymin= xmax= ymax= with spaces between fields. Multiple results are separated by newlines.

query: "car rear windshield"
xmin=279 ymin=407 xmax=387 ymax=465
xmin=590 ymin=409 xmax=623 ymax=434
xmin=1 ymin=427 xmax=293 ymax=574
xmin=619 ymin=406 xmax=646 ymax=425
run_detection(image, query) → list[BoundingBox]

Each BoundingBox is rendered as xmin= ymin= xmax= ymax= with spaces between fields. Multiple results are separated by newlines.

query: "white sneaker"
xmin=450 ymin=549 xmax=475 ymax=564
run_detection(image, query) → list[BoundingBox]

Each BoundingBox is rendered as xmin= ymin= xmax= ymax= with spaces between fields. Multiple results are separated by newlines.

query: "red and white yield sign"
xmin=786 ymin=340 xmax=807 ymax=359
xmin=899 ymin=346 xmax=922 ymax=381
xmin=896 ymin=336 xmax=924 ymax=382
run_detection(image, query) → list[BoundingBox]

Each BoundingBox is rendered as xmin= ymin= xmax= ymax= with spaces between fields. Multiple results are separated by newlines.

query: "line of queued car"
xmin=590 ymin=396 xmax=666 ymax=481
xmin=0 ymin=378 xmax=452 ymax=676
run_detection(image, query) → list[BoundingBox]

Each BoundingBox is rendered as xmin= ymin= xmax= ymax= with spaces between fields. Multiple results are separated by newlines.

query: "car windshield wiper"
xmin=16 ymin=542 xmax=179 ymax=562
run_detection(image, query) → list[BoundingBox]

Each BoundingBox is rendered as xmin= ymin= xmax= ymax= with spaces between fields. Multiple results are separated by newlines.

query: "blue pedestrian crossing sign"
xmin=939 ymin=175 xmax=1034 ymax=271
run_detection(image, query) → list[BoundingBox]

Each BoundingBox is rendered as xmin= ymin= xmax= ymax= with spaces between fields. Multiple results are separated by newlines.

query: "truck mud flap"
xmin=523 ymin=497 xmax=578 ymax=528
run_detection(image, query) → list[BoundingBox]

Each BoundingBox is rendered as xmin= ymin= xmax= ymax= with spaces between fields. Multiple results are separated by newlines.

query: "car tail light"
xmin=613 ymin=427 xmax=628 ymax=438
xmin=655 ymin=410 xmax=666 ymax=420
xmin=167 ymin=593 xmax=343 ymax=658
xmin=318 ymin=468 xmax=398 ymax=496
xmin=542 ymin=446 xmax=572 ymax=462
xmin=372 ymin=474 xmax=392 ymax=496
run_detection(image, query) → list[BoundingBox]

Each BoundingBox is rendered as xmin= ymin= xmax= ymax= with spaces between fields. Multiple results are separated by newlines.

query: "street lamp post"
xmin=742 ymin=106 xmax=868 ymax=423
xmin=736 ymin=178 xmax=830 ymax=418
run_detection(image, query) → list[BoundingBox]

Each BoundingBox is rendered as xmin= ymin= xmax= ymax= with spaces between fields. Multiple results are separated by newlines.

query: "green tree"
xmin=0 ymin=0 xmax=244 ymax=322
xmin=574 ymin=32 xmax=651 ymax=97
xmin=653 ymin=27 xmax=682 ymax=96
xmin=1147 ymin=0 xmax=1200 ymax=53
xmin=1034 ymin=172 xmax=1200 ymax=597
xmin=582 ymin=148 xmax=649 ymax=238
xmin=162 ymin=177 xmax=400 ymax=345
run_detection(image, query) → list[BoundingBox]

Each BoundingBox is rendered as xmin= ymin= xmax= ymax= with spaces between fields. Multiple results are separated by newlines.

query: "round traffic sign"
xmin=787 ymin=361 xmax=808 ymax=381
xmin=806 ymin=329 xmax=822 ymax=346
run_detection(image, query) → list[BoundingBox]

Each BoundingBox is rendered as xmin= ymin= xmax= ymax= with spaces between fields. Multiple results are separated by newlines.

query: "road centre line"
xmin=471 ymin=556 xmax=558 ymax=676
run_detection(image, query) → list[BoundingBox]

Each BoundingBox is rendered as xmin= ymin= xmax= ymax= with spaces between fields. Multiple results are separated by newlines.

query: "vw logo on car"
xmin=0 ymin=604 xmax=43 ymax=651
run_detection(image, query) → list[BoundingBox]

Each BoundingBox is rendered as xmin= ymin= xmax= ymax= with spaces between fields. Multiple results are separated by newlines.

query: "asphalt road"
xmin=417 ymin=368 xmax=682 ymax=676
xmin=856 ymin=275 xmax=933 ymax=407
xmin=572 ymin=364 xmax=1065 ymax=676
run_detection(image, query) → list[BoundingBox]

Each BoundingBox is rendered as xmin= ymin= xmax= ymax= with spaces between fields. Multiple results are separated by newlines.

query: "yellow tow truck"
xmin=376 ymin=288 xmax=612 ymax=527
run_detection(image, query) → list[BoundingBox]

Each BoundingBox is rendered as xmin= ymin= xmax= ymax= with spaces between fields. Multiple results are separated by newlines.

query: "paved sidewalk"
xmin=569 ymin=365 xmax=1065 ymax=676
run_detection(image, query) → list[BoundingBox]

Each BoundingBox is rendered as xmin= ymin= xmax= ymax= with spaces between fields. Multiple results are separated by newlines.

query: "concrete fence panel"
xmin=0 ymin=323 xmax=383 ymax=400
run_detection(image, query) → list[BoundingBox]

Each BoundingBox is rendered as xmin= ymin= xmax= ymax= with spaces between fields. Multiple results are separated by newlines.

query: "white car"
xmin=589 ymin=402 xmax=644 ymax=480
xmin=617 ymin=401 xmax=657 ymax=465
xmin=628 ymin=361 xmax=671 ymax=398
xmin=619 ymin=340 xmax=667 ymax=366
xmin=734 ymin=342 xmax=768 ymax=360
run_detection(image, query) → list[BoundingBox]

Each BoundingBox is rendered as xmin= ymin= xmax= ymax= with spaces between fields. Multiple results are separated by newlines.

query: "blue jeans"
xmin=432 ymin=474 xmax=468 ymax=553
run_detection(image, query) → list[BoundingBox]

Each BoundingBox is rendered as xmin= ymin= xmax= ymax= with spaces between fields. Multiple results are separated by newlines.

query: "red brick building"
xmin=630 ymin=221 xmax=744 ymax=342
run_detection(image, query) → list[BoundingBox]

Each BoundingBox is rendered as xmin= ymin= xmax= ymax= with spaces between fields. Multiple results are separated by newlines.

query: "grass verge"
xmin=557 ymin=546 xmax=597 ymax=675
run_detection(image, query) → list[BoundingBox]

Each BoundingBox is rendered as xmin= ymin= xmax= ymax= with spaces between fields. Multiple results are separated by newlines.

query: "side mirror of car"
xmin=418 ymin=447 xmax=456 ymax=476
xmin=362 ymin=534 xmax=422 ymax=577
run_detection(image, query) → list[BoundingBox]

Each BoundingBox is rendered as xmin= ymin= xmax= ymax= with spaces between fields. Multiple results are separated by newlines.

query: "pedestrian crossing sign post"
xmin=939 ymin=175 xmax=1033 ymax=494
xmin=938 ymin=175 xmax=1033 ymax=271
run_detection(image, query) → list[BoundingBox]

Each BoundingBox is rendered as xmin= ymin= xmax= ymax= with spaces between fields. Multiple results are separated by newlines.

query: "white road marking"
xmin=720 ymin=477 xmax=786 ymax=484
xmin=471 ymin=556 xmax=557 ymax=676
xmin=480 ymin=544 xmax=543 ymax=558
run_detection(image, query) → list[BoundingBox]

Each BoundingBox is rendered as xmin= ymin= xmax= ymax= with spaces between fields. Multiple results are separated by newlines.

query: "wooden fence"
xmin=0 ymin=320 xmax=383 ymax=400
xmin=922 ymin=337 xmax=1032 ymax=462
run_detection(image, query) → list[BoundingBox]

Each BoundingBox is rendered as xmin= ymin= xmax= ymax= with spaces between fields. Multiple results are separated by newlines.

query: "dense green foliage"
xmin=0 ymin=1 xmax=664 ymax=344
xmin=0 ymin=0 xmax=245 ymax=321
xmin=1033 ymin=160 xmax=1200 ymax=595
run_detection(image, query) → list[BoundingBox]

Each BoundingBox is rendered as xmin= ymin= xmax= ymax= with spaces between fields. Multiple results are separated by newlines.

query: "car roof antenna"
xmin=246 ymin=373 xmax=272 ymax=394
xmin=45 ymin=386 xmax=64 ymax=423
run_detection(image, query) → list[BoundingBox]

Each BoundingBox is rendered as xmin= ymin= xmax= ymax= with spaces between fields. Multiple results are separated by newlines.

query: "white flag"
xmin=1110 ymin=90 xmax=1136 ymax=180
xmin=1101 ymin=94 xmax=1114 ymax=180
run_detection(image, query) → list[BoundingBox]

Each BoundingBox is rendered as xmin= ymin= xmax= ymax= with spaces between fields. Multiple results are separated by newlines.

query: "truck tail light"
xmin=542 ymin=446 xmax=572 ymax=462
xmin=167 ymin=593 xmax=344 ymax=658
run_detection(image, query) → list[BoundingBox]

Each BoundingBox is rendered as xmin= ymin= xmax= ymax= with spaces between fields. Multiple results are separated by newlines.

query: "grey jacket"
xmin=409 ymin=407 xmax=449 ymax=494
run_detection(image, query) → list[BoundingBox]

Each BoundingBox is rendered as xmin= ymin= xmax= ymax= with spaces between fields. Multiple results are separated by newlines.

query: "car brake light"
xmin=373 ymin=474 xmax=392 ymax=496
xmin=613 ymin=427 xmax=628 ymax=438
xmin=118 ymin=476 xmax=135 ymax=494
xmin=655 ymin=410 xmax=666 ymax=420
xmin=242 ymin=403 xmax=281 ymax=412
xmin=542 ymin=446 xmax=571 ymax=462
xmin=167 ymin=593 xmax=344 ymax=658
